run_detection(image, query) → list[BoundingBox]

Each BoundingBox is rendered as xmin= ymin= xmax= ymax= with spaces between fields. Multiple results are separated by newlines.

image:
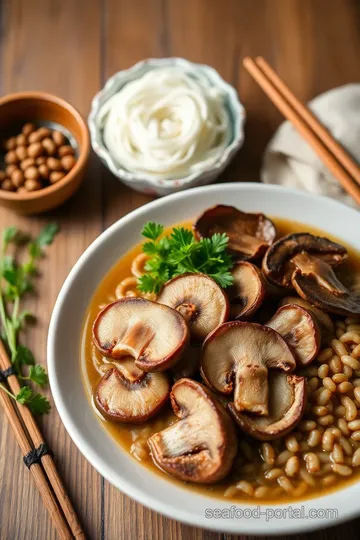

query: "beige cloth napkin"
xmin=261 ymin=84 xmax=360 ymax=208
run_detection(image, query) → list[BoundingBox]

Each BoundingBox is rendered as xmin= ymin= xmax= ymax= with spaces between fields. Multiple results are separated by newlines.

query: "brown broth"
xmin=81 ymin=217 xmax=360 ymax=503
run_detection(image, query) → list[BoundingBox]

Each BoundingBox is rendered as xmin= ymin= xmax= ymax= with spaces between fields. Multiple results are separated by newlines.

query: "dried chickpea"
xmin=42 ymin=137 xmax=57 ymax=156
xmin=38 ymin=164 xmax=50 ymax=179
xmin=58 ymin=145 xmax=74 ymax=157
xmin=24 ymin=166 xmax=40 ymax=181
xmin=331 ymin=463 xmax=352 ymax=476
xmin=260 ymin=442 xmax=275 ymax=465
xmin=15 ymin=145 xmax=27 ymax=161
xmin=235 ymin=480 xmax=254 ymax=496
xmin=5 ymin=151 xmax=18 ymax=164
xmin=20 ymin=157 xmax=35 ymax=171
xmin=28 ymin=127 xmax=52 ymax=144
xmin=11 ymin=169 xmax=24 ymax=188
xmin=24 ymin=178 xmax=42 ymax=191
xmin=352 ymin=448 xmax=360 ymax=467
xmin=342 ymin=396 xmax=358 ymax=421
xmin=5 ymin=164 xmax=17 ymax=177
xmin=36 ymin=156 xmax=47 ymax=165
xmin=37 ymin=127 xmax=52 ymax=139
xmin=22 ymin=123 xmax=36 ymax=136
xmin=1 ymin=178 xmax=15 ymax=191
xmin=304 ymin=452 xmax=320 ymax=473
xmin=338 ymin=381 xmax=353 ymax=393
xmin=285 ymin=456 xmax=300 ymax=477
xmin=27 ymin=142 xmax=43 ymax=159
xmin=16 ymin=133 xmax=27 ymax=146
xmin=52 ymin=130 xmax=66 ymax=146
xmin=47 ymin=157 xmax=62 ymax=171
xmin=5 ymin=136 xmax=16 ymax=151
xmin=61 ymin=155 xmax=76 ymax=171
xmin=49 ymin=171 xmax=65 ymax=184
xmin=0 ymin=171 xmax=5 ymax=182
xmin=28 ymin=130 xmax=43 ymax=144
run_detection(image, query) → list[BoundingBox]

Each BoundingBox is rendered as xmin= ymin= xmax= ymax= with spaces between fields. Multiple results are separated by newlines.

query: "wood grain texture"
xmin=0 ymin=1 xmax=103 ymax=539
xmin=1 ymin=0 xmax=360 ymax=539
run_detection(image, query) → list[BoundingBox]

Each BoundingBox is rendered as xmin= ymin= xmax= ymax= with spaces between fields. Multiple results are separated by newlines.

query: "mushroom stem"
xmin=176 ymin=303 xmax=198 ymax=323
xmin=235 ymin=363 xmax=269 ymax=415
xmin=112 ymin=321 xmax=154 ymax=358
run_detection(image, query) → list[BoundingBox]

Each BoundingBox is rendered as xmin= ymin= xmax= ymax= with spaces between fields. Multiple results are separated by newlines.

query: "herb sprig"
xmin=0 ymin=223 xmax=59 ymax=414
xmin=137 ymin=222 xmax=234 ymax=294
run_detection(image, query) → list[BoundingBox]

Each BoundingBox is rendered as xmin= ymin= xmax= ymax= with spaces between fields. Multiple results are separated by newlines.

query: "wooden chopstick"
xmin=0 ymin=340 xmax=85 ymax=540
xmin=243 ymin=56 xmax=360 ymax=205
xmin=255 ymin=56 xmax=360 ymax=188
xmin=0 ymin=384 xmax=72 ymax=540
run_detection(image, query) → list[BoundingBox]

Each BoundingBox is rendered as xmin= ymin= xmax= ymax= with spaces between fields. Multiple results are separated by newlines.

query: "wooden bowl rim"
xmin=0 ymin=91 xmax=90 ymax=201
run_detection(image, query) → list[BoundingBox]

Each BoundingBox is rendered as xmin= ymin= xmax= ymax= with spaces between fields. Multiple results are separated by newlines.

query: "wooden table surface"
xmin=1 ymin=0 xmax=360 ymax=539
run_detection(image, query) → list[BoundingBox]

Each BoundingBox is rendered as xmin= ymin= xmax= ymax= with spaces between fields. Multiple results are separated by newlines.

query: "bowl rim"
xmin=0 ymin=91 xmax=90 ymax=200
xmin=88 ymin=57 xmax=245 ymax=189
xmin=48 ymin=183 xmax=360 ymax=535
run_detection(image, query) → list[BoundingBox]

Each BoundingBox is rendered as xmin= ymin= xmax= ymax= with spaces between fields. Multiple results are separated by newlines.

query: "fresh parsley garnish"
xmin=137 ymin=221 xmax=234 ymax=294
xmin=0 ymin=223 xmax=59 ymax=415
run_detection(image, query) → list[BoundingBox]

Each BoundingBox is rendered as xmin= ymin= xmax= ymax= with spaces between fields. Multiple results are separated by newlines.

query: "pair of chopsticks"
xmin=243 ymin=56 xmax=360 ymax=205
xmin=0 ymin=340 xmax=84 ymax=540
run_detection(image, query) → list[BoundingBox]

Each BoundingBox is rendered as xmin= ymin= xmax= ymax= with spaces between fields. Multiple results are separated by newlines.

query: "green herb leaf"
xmin=142 ymin=241 xmax=160 ymax=255
xmin=137 ymin=274 xmax=159 ymax=294
xmin=137 ymin=222 xmax=234 ymax=294
xmin=36 ymin=223 xmax=59 ymax=247
xmin=29 ymin=365 xmax=48 ymax=386
xmin=16 ymin=386 xmax=33 ymax=404
xmin=141 ymin=222 xmax=164 ymax=241
xmin=29 ymin=394 xmax=51 ymax=415
xmin=28 ymin=242 xmax=42 ymax=260
xmin=16 ymin=345 xmax=35 ymax=366
xmin=3 ymin=226 xmax=18 ymax=245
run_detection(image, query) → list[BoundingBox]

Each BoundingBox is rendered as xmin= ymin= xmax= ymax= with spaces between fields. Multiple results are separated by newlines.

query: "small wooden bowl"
xmin=0 ymin=92 xmax=90 ymax=214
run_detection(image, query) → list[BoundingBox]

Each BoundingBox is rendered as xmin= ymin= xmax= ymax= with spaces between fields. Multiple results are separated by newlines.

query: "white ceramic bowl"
xmin=88 ymin=58 xmax=245 ymax=196
xmin=48 ymin=183 xmax=360 ymax=536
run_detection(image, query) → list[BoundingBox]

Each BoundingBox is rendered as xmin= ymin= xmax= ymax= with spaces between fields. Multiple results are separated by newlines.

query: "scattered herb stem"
xmin=0 ymin=223 xmax=59 ymax=415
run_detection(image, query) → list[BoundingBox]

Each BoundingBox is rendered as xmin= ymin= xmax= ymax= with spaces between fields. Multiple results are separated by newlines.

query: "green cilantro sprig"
xmin=0 ymin=223 xmax=59 ymax=415
xmin=137 ymin=222 xmax=234 ymax=294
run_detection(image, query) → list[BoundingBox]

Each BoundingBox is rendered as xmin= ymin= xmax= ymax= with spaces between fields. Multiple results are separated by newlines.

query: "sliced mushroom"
xmin=262 ymin=233 xmax=347 ymax=289
xmin=172 ymin=343 xmax=201 ymax=381
xmin=229 ymin=373 xmax=306 ymax=440
xmin=148 ymin=378 xmax=237 ymax=483
xmin=93 ymin=298 xmax=189 ymax=372
xmin=95 ymin=365 xmax=170 ymax=423
xmin=279 ymin=296 xmax=334 ymax=344
xmin=193 ymin=205 xmax=276 ymax=261
xmin=266 ymin=304 xmax=320 ymax=366
xmin=157 ymin=273 xmax=229 ymax=340
xmin=228 ymin=262 xmax=265 ymax=319
xmin=201 ymin=322 xmax=296 ymax=416
xmin=291 ymin=254 xmax=360 ymax=317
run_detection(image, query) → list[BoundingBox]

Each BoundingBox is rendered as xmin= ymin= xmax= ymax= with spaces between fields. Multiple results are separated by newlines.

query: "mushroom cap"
xmin=279 ymin=296 xmax=334 ymax=344
xmin=156 ymin=273 xmax=229 ymax=340
xmin=201 ymin=321 xmax=296 ymax=416
xmin=229 ymin=262 xmax=265 ymax=319
xmin=266 ymin=304 xmax=320 ymax=366
xmin=95 ymin=366 xmax=170 ymax=423
xmin=262 ymin=233 xmax=347 ymax=289
xmin=291 ymin=254 xmax=360 ymax=317
xmin=93 ymin=298 xmax=189 ymax=372
xmin=193 ymin=204 xmax=276 ymax=261
xmin=229 ymin=373 xmax=306 ymax=440
xmin=148 ymin=378 xmax=237 ymax=484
